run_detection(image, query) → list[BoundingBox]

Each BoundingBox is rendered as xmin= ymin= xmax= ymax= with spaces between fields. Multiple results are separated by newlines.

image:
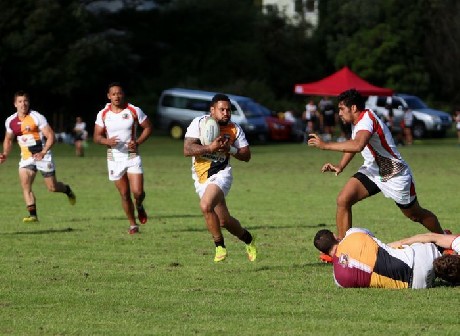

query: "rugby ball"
xmin=200 ymin=117 xmax=220 ymax=145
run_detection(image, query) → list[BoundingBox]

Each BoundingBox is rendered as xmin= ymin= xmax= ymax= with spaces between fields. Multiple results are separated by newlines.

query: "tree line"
xmin=0 ymin=0 xmax=458 ymax=135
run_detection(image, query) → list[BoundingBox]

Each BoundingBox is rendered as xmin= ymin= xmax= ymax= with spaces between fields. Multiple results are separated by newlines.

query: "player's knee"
xmin=120 ymin=192 xmax=131 ymax=201
xmin=132 ymin=190 xmax=144 ymax=201
xmin=336 ymin=193 xmax=352 ymax=208
xmin=199 ymin=201 xmax=212 ymax=214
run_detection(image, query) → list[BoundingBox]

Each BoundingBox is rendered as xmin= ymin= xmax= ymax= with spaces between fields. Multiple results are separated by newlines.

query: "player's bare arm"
xmin=33 ymin=125 xmax=55 ymax=161
xmin=183 ymin=136 xmax=223 ymax=157
xmin=0 ymin=133 xmax=14 ymax=163
xmin=321 ymin=151 xmax=356 ymax=176
xmin=308 ymin=130 xmax=371 ymax=153
xmin=128 ymin=118 xmax=153 ymax=151
xmin=232 ymin=146 xmax=251 ymax=162
xmin=93 ymin=124 xmax=119 ymax=147
xmin=136 ymin=118 xmax=153 ymax=145
xmin=389 ymin=233 xmax=455 ymax=249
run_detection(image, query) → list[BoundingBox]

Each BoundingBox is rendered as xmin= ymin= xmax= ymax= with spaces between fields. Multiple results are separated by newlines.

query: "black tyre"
xmin=412 ymin=121 xmax=426 ymax=139
xmin=169 ymin=123 xmax=185 ymax=139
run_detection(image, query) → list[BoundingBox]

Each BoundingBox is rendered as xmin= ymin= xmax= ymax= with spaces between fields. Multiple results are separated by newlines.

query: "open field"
xmin=0 ymin=136 xmax=459 ymax=335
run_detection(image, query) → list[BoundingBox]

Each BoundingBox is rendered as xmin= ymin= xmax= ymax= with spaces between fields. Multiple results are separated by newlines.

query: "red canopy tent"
xmin=294 ymin=67 xmax=393 ymax=97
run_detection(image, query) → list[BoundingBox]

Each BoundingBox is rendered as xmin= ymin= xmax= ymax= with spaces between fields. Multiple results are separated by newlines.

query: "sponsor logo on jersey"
xmin=201 ymin=153 xmax=226 ymax=163
xmin=338 ymin=253 xmax=349 ymax=267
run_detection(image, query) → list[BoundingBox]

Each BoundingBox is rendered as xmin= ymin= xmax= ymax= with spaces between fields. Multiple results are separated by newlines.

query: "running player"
xmin=93 ymin=82 xmax=152 ymax=234
xmin=0 ymin=91 xmax=76 ymax=222
xmin=183 ymin=93 xmax=257 ymax=262
xmin=307 ymin=89 xmax=443 ymax=245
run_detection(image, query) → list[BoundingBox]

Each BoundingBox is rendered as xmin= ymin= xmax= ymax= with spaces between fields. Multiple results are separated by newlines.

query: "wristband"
xmin=229 ymin=146 xmax=238 ymax=155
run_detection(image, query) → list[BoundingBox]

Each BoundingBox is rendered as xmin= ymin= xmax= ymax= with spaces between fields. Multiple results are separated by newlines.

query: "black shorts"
xmin=353 ymin=172 xmax=417 ymax=209
xmin=323 ymin=114 xmax=336 ymax=127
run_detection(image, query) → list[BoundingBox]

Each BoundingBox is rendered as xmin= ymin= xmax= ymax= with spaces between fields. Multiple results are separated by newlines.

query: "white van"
xmin=156 ymin=88 xmax=269 ymax=141
xmin=366 ymin=94 xmax=452 ymax=138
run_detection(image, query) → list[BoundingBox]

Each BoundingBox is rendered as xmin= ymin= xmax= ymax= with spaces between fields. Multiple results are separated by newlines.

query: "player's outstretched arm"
xmin=389 ymin=233 xmax=455 ymax=249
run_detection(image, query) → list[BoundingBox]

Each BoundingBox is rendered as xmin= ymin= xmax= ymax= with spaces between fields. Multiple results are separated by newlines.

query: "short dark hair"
xmin=107 ymin=82 xmax=123 ymax=92
xmin=14 ymin=90 xmax=29 ymax=102
xmin=313 ymin=229 xmax=338 ymax=254
xmin=338 ymin=89 xmax=365 ymax=111
xmin=433 ymin=255 xmax=460 ymax=284
xmin=211 ymin=93 xmax=230 ymax=106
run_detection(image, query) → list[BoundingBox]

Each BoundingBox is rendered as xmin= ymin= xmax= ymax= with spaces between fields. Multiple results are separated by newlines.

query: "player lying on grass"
xmin=389 ymin=232 xmax=460 ymax=284
xmin=313 ymin=227 xmax=459 ymax=288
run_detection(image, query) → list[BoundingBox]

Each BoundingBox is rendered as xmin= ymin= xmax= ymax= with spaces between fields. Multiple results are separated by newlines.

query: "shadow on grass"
xmin=10 ymin=227 xmax=79 ymax=235
xmin=157 ymin=214 xmax=202 ymax=219
xmin=252 ymin=262 xmax=332 ymax=272
xmin=168 ymin=222 xmax=329 ymax=233
xmin=249 ymin=223 xmax=329 ymax=230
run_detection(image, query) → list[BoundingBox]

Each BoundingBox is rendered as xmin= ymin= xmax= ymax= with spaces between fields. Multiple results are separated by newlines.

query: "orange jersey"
xmin=185 ymin=116 xmax=249 ymax=183
xmin=5 ymin=110 xmax=48 ymax=160
xmin=333 ymin=229 xmax=413 ymax=288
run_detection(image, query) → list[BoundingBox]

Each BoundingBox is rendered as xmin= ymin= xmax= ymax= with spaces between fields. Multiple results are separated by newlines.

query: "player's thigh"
xmin=399 ymin=198 xmax=423 ymax=218
xmin=19 ymin=167 xmax=37 ymax=190
xmin=200 ymin=183 xmax=225 ymax=212
xmin=127 ymin=172 xmax=144 ymax=195
xmin=114 ymin=174 xmax=130 ymax=196
xmin=337 ymin=177 xmax=370 ymax=205
xmin=43 ymin=174 xmax=59 ymax=191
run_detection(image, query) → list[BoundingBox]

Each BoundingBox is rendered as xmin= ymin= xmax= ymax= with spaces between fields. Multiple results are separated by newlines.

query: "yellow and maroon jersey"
xmin=185 ymin=116 xmax=249 ymax=183
xmin=333 ymin=229 xmax=414 ymax=289
xmin=5 ymin=110 xmax=48 ymax=160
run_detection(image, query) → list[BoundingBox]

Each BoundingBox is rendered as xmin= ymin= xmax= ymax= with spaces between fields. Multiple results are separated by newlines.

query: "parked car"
xmin=365 ymin=94 xmax=452 ymax=138
xmin=255 ymin=103 xmax=297 ymax=141
xmin=157 ymin=88 xmax=269 ymax=142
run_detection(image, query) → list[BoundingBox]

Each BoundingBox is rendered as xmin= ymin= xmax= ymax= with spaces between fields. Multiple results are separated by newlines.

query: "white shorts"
xmin=19 ymin=154 xmax=55 ymax=174
xmin=193 ymin=166 xmax=233 ymax=199
xmin=410 ymin=242 xmax=441 ymax=289
xmin=107 ymin=155 xmax=143 ymax=181
xmin=452 ymin=236 xmax=460 ymax=254
xmin=358 ymin=166 xmax=416 ymax=206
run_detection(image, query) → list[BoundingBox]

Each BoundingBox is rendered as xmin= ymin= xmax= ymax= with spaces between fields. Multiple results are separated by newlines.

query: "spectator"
xmin=455 ymin=109 xmax=460 ymax=145
xmin=402 ymin=106 xmax=414 ymax=145
xmin=302 ymin=99 xmax=318 ymax=141
xmin=73 ymin=116 xmax=88 ymax=157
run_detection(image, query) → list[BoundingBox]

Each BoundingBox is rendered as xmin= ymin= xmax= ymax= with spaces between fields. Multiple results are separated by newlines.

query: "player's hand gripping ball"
xmin=199 ymin=117 xmax=220 ymax=145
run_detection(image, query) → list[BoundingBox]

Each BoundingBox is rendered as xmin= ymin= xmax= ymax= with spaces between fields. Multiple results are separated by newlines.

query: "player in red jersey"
xmin=1 ymin=91 xmax=76 ymax=222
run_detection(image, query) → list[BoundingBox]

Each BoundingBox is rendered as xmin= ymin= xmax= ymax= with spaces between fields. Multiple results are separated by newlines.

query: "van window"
xmin=376 ymin=97 xmax=387 ymax=107
xmin=392 ymin=98 xmax=404 ymax=109
xmin=238 ymin=100 xmax=265 ymax=118
xmin=403 ymin=96 xmax=428 ymax=109
xmin=161 ymin=94 xmax=210 ymax=112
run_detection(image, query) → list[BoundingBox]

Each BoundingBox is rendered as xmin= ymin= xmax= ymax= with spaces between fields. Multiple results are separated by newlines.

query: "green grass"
xmin=0 ymin=136 xmax=459 ymax=335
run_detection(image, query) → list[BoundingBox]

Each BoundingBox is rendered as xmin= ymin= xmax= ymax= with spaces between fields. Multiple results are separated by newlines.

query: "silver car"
xmin=366 ymin=94 xmax=452 ymax=138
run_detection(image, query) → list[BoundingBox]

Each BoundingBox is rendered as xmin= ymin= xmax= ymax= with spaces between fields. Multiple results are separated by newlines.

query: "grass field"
xmin=0 ymin=135 xmax=459 ymax=335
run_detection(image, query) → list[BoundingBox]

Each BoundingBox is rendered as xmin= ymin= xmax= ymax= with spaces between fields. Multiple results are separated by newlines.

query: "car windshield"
xmin=403 ymin=96 xmax=428 ymax=109
xmin=237 ymin=100 xmax=265 ymax=118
